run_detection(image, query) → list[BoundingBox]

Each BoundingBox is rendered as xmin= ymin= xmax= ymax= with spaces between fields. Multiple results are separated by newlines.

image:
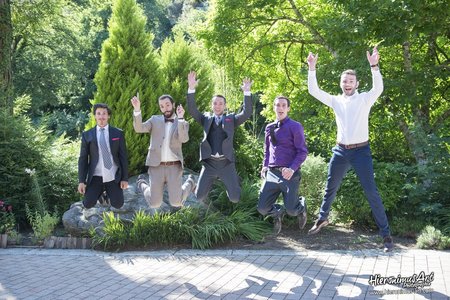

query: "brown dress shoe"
xmin=308 ymin=218 xmax=329 ymax=235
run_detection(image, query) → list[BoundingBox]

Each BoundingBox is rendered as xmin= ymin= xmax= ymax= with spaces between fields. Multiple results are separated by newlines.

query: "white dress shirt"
xmin=93 ymin=125 xmax=117 ymax=183
xmin=161 ymin=117 xmax=179 ymax=162
xmin=308 ymin=69 xmax=383 ymax=145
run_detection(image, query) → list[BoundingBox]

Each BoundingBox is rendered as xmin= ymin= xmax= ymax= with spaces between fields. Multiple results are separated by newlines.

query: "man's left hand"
xmin=176 ymin=104 xmax=185 ymax=119
xmin=120 ymin=181 xmax=128 ymax=189
xmin=282 ymin=167 xmax=294 ymax=180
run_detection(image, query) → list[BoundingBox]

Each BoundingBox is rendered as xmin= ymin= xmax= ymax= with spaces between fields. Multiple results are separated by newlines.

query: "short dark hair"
xmin=274 ymin=96 xmax=290 ymax=107
xmin=341 ymin=69 xmax=357 ymax=78
xmin=212 ymin=94 xmax=226 ymax=105
xmin=158 ymin=94 xmax=174 ymax=104
xmin=93 ymin=103 xmax=112 ymax=115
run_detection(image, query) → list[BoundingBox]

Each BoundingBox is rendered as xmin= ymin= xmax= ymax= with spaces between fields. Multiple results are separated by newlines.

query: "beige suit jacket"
xmin=133 ymin=113 xmax=189 ymax=168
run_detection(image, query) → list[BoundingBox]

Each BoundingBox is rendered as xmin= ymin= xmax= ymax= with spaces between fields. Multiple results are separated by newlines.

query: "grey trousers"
xmin=196 ymin=157 xmax=241 ymax=203
xmin=140 ymin=164 xmax=194 ymax=208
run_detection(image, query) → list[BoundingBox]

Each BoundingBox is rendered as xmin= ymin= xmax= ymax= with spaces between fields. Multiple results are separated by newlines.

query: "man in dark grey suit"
xmin=186 ymin=71 xmax=252 ymax=203
xmin=78 ymin=103 xmax=129 ymax=209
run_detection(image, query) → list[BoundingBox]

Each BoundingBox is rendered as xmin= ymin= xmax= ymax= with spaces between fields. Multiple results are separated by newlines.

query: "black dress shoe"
xmin=308 ymin=218 xmax=329 ymax=235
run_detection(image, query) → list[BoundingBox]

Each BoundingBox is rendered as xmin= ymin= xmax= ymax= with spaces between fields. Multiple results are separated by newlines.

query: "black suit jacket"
xmin=78 ymin=126 xmax=128 ymax=185
xmin=186 ymin=93 xmax=252 ymax=162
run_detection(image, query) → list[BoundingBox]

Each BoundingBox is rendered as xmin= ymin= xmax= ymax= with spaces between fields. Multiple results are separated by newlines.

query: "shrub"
xmin=40 ymin=136 xmax=80 ymax=214
xmin=391 ymin=216 xmax=426 ymax=238
xmin=0 ymin=200 xmax=16 ymax=234
xmin=0 ymin=111 xmax=47 ymax=225
xmin=416 ymin=225 xmax=450 ymax=250
xmin=92 ymin=212 xmax=128 ymax=251
xmin=92 ymin=205 xmax=272 ymax=251
xmin=25 ymin=205 xmax=59 ymax=243
xmin=300 ymin=154 xmax=328 ymax=217
xmin=332 ymin=161 xmax=407 ymax=227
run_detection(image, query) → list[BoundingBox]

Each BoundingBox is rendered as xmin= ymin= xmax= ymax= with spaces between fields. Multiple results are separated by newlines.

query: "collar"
xmin=97 ymin=124 xmax=109 ymax=132
xmin=342 ymin=90 xmax=360 ymax=98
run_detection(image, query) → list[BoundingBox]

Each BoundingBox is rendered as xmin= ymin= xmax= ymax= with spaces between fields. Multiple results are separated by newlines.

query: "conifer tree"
xmin=91 ymin=0 xmax=161 ymax=174
xmin=158 ymin=34 xmax=214 ymax=170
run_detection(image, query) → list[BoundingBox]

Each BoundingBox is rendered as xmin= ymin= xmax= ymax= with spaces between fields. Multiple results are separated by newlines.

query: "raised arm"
xmin=131 ymin=95 xmax=153 ymax=133
xmin=186 ymin=71 xmax=203 ymax=124
xmin=234 ymin=77 xmax=253 ymax=126
xmin=307 ymin=52 xmax=333 ymax=107
xmin=366 ymin=46 xmax=384 ymax=104
xmin=176 ymin=104 xmax=189 ymax=143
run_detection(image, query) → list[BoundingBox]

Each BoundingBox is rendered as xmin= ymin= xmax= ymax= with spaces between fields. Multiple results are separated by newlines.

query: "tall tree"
xmin=158 ymin=34 xmax=215 ymax=170
xmin=91 ymin=0 xmax=161 ymax=174
xmin=0 ymin=0 xmax=12 ymax=114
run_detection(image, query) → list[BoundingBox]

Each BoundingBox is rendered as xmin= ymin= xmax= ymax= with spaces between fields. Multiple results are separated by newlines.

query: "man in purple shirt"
xmin=258 ymin=96 xmax=308 ymax=234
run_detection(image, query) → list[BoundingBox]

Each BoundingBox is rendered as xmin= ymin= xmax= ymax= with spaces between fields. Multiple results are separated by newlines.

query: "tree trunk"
xmin=0 ymin=0 xmax=13 ymax=114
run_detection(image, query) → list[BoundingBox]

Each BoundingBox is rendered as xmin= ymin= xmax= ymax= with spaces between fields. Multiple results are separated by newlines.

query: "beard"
xmin=163 ymin=109 xmax=175 ymax=118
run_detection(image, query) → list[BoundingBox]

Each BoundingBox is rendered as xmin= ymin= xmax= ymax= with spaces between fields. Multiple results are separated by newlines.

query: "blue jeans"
xmin=318 ymin=144 xmax=390 ymax=237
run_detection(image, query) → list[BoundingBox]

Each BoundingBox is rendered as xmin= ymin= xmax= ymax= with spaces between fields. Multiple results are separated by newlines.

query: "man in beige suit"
xmin=130 ymin=94 xmax=195 ymax=208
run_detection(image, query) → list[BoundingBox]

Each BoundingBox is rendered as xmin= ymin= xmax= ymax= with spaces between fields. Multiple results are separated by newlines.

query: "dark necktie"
xmin=165 ymin=118 xmax=174 ymax=123
xmin=99 ymin=128 xmax=113 ymax=169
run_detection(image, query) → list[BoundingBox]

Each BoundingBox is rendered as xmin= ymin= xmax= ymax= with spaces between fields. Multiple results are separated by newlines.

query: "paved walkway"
xmin=0 ymin=248 xmax=449 ymax=300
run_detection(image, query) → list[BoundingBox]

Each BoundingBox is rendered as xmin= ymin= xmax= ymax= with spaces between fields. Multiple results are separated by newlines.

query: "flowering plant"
xmin=0 ymin=200 xmax=16 ymax=234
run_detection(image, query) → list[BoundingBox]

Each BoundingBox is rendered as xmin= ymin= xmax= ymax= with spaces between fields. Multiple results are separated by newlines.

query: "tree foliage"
xmin=158 ymin=34 xmax=215 ymax=170
xmin=90 ymin=0 xmax=162 ymax=174
xmin=199 ymin=0 xmax=449 ymax=163
xmin=0 ymin=0 xmax=13 ymax=113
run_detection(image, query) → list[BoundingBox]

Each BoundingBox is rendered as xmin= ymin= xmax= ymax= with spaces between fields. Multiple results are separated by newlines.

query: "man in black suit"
xmin=186 ymin=71 xmax=252 ymax=203
xmin=78 ymin=103 xmax=129 ymax=209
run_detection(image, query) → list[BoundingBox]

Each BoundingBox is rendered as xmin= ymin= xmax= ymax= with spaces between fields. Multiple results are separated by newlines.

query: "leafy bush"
xmin=234 ymin=127 xmax=264 ymax=179
xmin=391 ymin=216 xmax=426 ymax=238
xmin=40 ymin=136 xmax=80 ymax=214
xmin=416 ymin=225 xmax=450 ymax=250
xmin=25 ymin=205 xmax=59 ymax=243
xmin=0 ymin=200 xmax=16 ymax=234
xmin=0 ymin=111 xmax=47 ymax=225
xmin=332 ymin=161 xmax=407 ymax=227
xmin=92 ymin=212 xmax=128 ymax=251
xmin=92 ymin=205 xmax=271 ymax=251
xmin=300 ymin=154 xmax=328 ymax=217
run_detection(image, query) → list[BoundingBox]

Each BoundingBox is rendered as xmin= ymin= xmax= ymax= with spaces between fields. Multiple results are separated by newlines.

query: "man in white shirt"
xmin=78 ymin=103 xmax=129 ymax=209
xmin=130 ymin=94 xmax=195 ymax=208
xmin=306 ymin=47 xmax=393 ymax=252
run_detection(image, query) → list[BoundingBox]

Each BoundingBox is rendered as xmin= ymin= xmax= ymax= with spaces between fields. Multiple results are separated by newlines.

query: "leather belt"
xmin=269 ymin=166 xmax=286 ymax=172
xmin=160 ymin=161 xmax=181 ymax=166
xmin=337 ymin=141 xmax=369 ymax=149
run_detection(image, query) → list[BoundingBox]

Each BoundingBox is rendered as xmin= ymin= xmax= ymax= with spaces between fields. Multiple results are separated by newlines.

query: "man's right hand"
xmin=260 ymin=166 xmax=268 ymax=179
xmin=130 ymin=95 xmax=141 ymax=111
xmin=78 ymin=183 xmax=86 ymax=195
xmin=307 ymin=52 xmax=318 ymax=71
xmin=188 ymin=71 xmax=199 ymax=90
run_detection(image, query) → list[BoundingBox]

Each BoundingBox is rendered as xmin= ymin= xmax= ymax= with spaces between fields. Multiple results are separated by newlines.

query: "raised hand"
xmin=176 ymin=104 xmax=185 ymax=119
xmin=307 ymin=52 xmax=318 ymax=70
xmin=366 ymin=46 xmax=380 ymax=66
xmin=130 ymin=94 xmax=141 ymax=111
xmin=188 ymin=71 xmax=199 ymax=90
xmin=241 ymin=77 xmax=253 ymax=92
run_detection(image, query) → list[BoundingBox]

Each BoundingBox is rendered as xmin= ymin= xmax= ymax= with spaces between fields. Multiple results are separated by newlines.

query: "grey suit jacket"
xmin=133 ymin=113 xmax=189 ymax=168
xmin=186 ymin=93 xmax=252 ymax=162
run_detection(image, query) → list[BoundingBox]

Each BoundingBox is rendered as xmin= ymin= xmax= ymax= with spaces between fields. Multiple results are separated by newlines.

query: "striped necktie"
xmin=99 ymin=128 xmax=113 ymax=169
